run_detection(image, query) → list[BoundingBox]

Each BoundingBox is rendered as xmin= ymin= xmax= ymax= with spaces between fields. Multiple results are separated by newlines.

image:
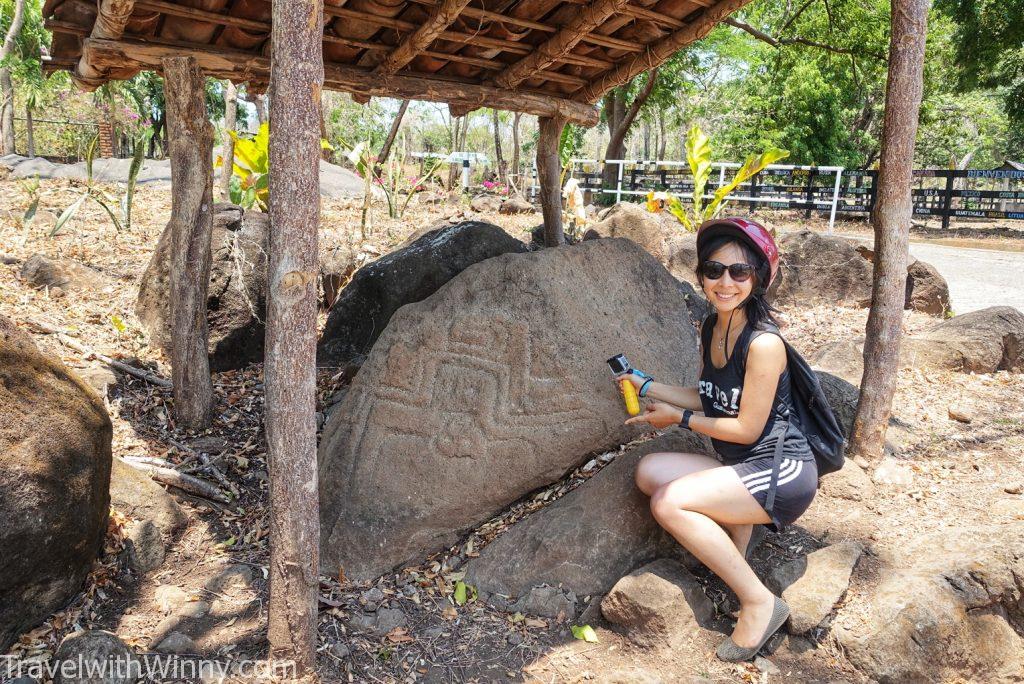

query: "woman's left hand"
xmin=624 ymin=401 xmax=682 ymax=429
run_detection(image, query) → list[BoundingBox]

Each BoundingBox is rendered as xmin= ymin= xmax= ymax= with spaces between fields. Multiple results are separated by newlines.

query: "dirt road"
xmin=908 ymin=241 xmax=1024 ymax=315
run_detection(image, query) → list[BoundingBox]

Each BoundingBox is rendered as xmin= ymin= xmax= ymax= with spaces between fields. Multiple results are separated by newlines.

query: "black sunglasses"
xmin=700 ymin=260 xmax=756 ymax=282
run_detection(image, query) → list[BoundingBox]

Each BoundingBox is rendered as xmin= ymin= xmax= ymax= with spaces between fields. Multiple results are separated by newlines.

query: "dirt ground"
xmin=1 ymin=174 xmax=1023 ymax=683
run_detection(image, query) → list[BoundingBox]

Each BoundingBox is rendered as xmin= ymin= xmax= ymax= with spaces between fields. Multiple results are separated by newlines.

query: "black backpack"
xmin=705 ymin=314 xmax=846 ymax=513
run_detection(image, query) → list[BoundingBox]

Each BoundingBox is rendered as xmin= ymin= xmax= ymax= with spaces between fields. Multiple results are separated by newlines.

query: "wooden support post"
xmin=848 ymin=0 xmax=928 ymax=465
xmin=162 ymin=56 xmax=214 ymax=431
xmin=266 ymin=0 xmax=323 ymax=678
xmin=537 ymin=115 xmax=566 ymax=247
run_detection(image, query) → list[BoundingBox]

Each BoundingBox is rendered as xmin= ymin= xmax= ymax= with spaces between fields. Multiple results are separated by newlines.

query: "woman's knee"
xmin=635 ymin=452 xmax=669 ymax=495
xmin=649 ymin=481 xmax=695 ymax=522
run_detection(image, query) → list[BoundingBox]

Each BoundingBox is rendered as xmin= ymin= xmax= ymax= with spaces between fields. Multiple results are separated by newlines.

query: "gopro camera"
xmin=607 ymin=353 xmax=632 ymax=376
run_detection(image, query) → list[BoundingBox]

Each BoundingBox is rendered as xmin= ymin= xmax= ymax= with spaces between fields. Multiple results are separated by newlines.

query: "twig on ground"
xmin=121 ymin=458 xmax=230 ymax=502
xmin=25 ymin=318 xmax=173 ymax=389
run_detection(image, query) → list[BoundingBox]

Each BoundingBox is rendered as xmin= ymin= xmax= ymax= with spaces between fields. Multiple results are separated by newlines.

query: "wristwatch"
xmin=679 ymin=409 xmax=694 ymax=431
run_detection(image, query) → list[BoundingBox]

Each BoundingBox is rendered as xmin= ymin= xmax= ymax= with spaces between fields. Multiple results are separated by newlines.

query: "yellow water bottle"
xmin=608 ymin=354 xmax=642 ymax=416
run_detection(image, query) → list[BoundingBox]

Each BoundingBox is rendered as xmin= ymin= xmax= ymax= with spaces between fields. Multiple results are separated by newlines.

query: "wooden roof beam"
xmin=73 ymin=0 xmax=136 ymax=90
xmin=319 ymin=6 xmax=614 ymax=68
xmin=375 ymin=0 xmax=473 ymax=76
xmin=495 ymin=0 xmax=628 ymax=90
xmin=405 ymin=0 xmax=644 ymax=51
xmin=576 ymin=0 xmax=753 ymax=103
xmin=82 ymin=37 xmax=600 ymax=125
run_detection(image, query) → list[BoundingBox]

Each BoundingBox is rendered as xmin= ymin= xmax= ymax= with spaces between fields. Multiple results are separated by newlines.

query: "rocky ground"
xmin=1 ymin=172 xmax=1023 ymax=683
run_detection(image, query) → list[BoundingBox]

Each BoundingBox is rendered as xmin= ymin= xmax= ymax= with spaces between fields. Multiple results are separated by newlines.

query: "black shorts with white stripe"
xmin=730 ymin=456 xmax=818 ymax=532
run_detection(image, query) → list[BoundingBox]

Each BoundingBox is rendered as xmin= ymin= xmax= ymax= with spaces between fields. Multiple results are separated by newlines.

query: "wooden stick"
xmin=25 ymin=318 xmax=174 ymax=389
xmin=375 ymin=0 xmax=473 ymax=76
xmin=495 ymin=0 xmax=628 ymax=90
xmin=575 ymin=0 xmax=755 ymax=103
xmin=82 ymin=37 xmax=601 ymax=125
xmin=122 ymin=458 xmax=231 ymax=502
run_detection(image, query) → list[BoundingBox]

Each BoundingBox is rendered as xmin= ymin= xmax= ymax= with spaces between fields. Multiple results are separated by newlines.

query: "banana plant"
xmin=647 ymin=124 xmax=789 ymax=231
xmin=218 ymin=122 xmax=334 ymax=211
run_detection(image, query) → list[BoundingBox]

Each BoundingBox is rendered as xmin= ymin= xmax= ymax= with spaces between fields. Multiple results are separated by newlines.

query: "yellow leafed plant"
xmin=646 ymin=124 xmax=789 ymax=231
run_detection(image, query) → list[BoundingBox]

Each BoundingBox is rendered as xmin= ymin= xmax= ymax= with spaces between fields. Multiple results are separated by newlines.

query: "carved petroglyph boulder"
xmin=318 ymin=239 xmax=701 ymax=580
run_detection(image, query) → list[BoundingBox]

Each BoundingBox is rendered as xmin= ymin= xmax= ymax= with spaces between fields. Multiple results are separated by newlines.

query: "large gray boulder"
xmin=317 ymin=221 xmax=528 ymax=367
xmin=464 ymin=433 xmax=709 ymax=600
xmin=772 ymin=231 xmax=873 ymax=306
xmin=834 ymin=523 xmax=1024 ymax=683
xmin=0 ymin=316 xmax=112 ymax=652
xmin=318 ymin=239 xmax=701 ymax=580
xmin=20 ymin=254 xmax=113 ymax=293
xmin=136 ymin=205 xmax=269 ymax=372
xmin=904 ymin=306 xmax=1024 ymax=373
xmin=583 ymin=202 xmax=678 ymax=263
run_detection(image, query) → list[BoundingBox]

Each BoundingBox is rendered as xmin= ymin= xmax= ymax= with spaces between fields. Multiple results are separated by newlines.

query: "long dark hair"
xmin=695 ymin=233 xmax=781 ymax=331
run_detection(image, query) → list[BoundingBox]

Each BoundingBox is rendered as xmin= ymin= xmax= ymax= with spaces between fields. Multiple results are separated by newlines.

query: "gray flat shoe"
xmin=716 ymin=596 xmax=790 ymax=663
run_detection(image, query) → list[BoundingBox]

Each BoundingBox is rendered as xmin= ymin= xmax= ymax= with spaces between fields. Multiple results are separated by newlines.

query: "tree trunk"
xmin=657 ymin=109 xmax=666 ymax=159
xmin=255 ymin=93 xmax=268 ymax=124
xmin=0 ymin=0 xmax=26 ymax=156
xmin=492 ymin=109 xmax=506 ymax=185
xmin=847 ymin=0 xmax=928 ymax=465
xmin=511 ymin=111 xmax=522 ymax=190
xmin=600 ymin=70 xmax=658 ymax=194
xmin=162 ymin=56 xmax=215 ymax=431
xmin=266 ymin=0 xmax=323 ymax=678
xmin=447 ymin=115 xmax=461 ymax=189
xmin=537 ymin=115 xmax=566 ymax=247
xmin=25 ymin=102 xmax=34 ymax=158
xmin=642 ymin=119 xmax=650 ymax=159
xmin=219 ymin=80 xmax=237 ymax=201
xmin=377 ymin=99 xmax=409 ymax=163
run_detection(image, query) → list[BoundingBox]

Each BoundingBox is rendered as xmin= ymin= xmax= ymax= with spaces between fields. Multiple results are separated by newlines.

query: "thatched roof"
xmin=42 ymin=0 xmax=751 ymax=125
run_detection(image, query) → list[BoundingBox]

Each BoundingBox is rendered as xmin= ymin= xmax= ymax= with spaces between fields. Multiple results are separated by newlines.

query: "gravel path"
xmin=908 ymin=241 xmax=1024 ymax=315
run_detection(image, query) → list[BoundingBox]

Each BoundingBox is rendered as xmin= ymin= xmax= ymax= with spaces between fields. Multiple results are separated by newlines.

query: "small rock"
xmin=768 ymin=542 xmax=863 ymax=634
xmin=154 ymin=585 xmax=190 ymax=614
xmin=422 ymin=625 xmax=445 ymax=639
xmin=54 ymin=630 xmax=140 ymax=684
xmin=948 ymin=406 xmax=973 ymax=423
xmin=345 ymin=613 xmax=377 ymax=632
xmin=1004 ymin=484 xmax=1023 ymax=495
xmin=189 ymin=436 xmax=229 ymax=453
xmin=204 ymin=564 xmax=254 ymax=593
xmin=176 ymin=600 xmax=211 ymax=619
xmin=470 ymin=194 xmax=502 ymax=213
xmin=510 ymin=585 xmax=577 ymax=621
xmin=401 ymin=584 xmax=418 ymax=599
xmin=754 ymin=656 xmax=781 ymax=675
xmin=871 ymin=458 xmax=914 ymax=487
xmin=77 ymin=365 xmax=119 ymax=396
xmin=124 ymin=520 xmax=166 ymax=574
xmin=0 ymin=252 xmax=21 ymax=265
xmin=506 ymin=632 xmax=524 ymax=646
xmin=360 ymin=586 xmax=385 ymax=608
xmin=155 ymin=632 xmax=197 ymax=655
xmin=330 ymin=642 xmax=351 ymax=659
xmin=601 ymin=559 xmax=717 ymax=646
xmin=374 ymin=608 xmax=407 ymax=634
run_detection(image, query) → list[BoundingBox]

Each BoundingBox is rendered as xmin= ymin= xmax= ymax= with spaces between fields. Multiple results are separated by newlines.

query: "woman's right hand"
xmin=614 ymin=371 xmax=645 ymax=392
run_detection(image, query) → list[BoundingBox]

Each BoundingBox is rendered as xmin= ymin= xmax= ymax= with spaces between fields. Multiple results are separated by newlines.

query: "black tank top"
xmin=698 ymin=316 xmax=813 ymax=465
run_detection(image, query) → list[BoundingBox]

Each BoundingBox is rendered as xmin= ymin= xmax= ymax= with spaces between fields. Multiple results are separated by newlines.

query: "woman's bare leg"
xmin=636 ymin=451 xmax=754 ymax=555
xmin=650 ymin=466 xmax=777 ymax=649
